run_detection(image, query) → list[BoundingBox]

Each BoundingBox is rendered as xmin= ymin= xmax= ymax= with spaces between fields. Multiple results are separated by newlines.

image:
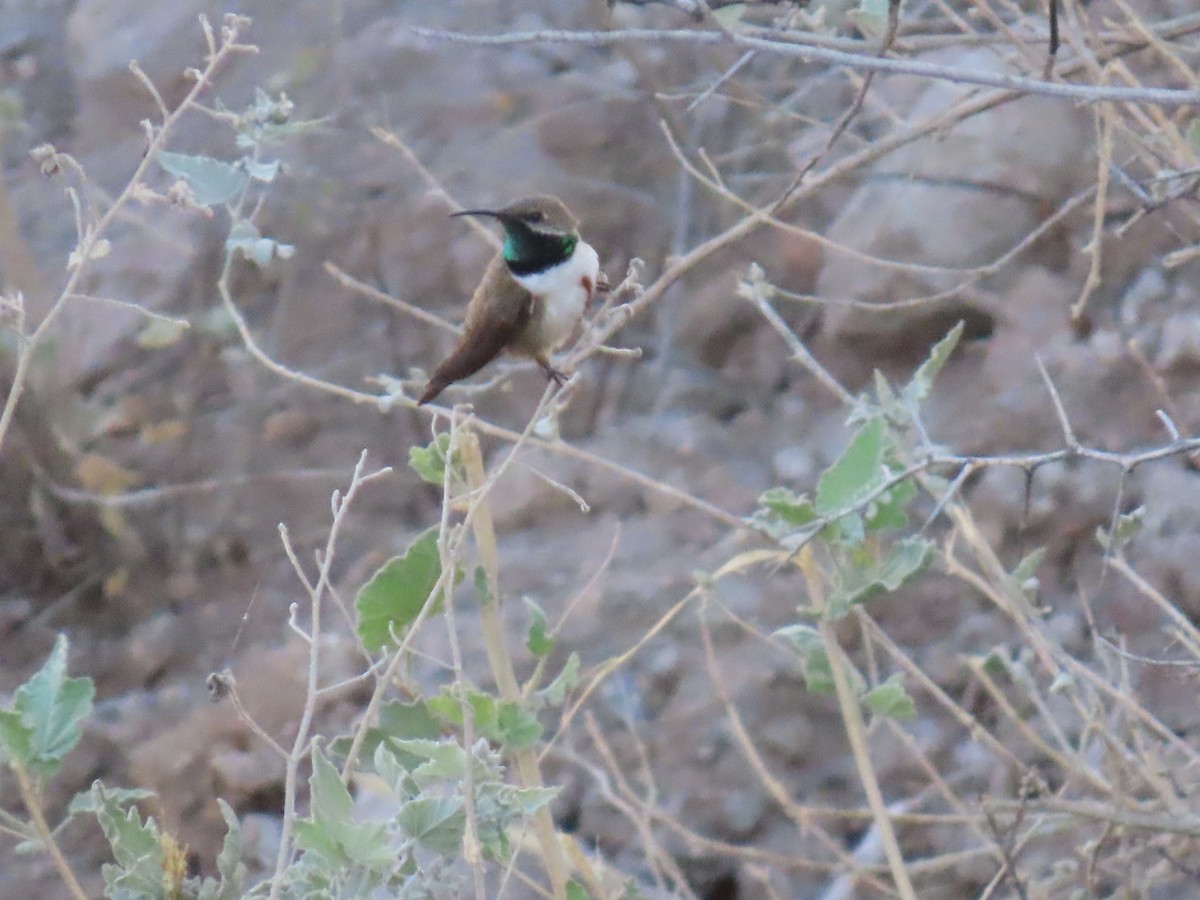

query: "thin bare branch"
xmin=412 ymin=26 xmax=1200 ymax=106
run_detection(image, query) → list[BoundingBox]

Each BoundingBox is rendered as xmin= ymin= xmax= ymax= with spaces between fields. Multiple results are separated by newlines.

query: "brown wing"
xmin=418 ymin=259 xmax=532 ymax=405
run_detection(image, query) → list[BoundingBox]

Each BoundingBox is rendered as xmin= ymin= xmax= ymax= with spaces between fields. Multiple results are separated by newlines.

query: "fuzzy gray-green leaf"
xmin=356 ymin=529 xmax=445 ymax=652
xmin=904 ymin=321 xmax=964 ymax=405
xmin=525 ymin=598 xmax=553 ymax=657
xmin=775 ymin=625 xmax=835 ymax=695
xmin=758 ymin=486 xmax=818 ymax=526
xmin=158 ymin=151 xmax=247 ymax=207
xmin=397 ymin=797 xmax=465 ymax=856
xmin=7 ymin=634 xmax=93 ymax=775
xmin=1096 ymin=506 xmax=1145 ymax=553
xmin=408 ymin=433 xmax=459 ymax=486
xmin=826 ymin=535 xmax=933 ymax=618
xmin=863 ymin=674 xmax=917 ymax=720
xmin=816 ymin=418 xmax=891 ymax=517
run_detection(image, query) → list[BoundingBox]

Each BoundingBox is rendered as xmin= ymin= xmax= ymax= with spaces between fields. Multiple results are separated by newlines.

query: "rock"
xmin=1155 ymin=312 xmax=1200 ymax=373
xmin=1120 ymin=266 xmax=1169 ymax=327
xmin=723 ymin=789 xmax=766 ymax=838
xmin=66 ymin=1 xmax=208 ymax=152
xmin=816 ymin=48 xmax=1091 ymax=349
xmin=239 ymin=812 xmax=283 ymax=875
xmin=261 ymin=408 xmax=321 ymax=447
xmin=0 ymin=0 xmax=76 ymax=154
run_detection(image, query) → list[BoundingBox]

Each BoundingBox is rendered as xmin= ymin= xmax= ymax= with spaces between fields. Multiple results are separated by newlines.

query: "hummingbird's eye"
xmin=527 ymin=211 xmax=545 ymax=223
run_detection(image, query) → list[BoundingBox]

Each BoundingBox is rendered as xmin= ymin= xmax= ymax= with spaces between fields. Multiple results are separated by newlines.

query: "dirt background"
xmin=2 ymin=0 xmax=1200 ymax=897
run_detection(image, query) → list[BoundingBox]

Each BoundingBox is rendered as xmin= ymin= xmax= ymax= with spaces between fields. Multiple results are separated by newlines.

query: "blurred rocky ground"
xmin=1 ymin=0 xmax=1199 ymax=897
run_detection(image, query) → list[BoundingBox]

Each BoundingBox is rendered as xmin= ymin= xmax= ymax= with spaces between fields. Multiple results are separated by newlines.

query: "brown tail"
xmin=417 ymin=329 xmax=510 ymax=406
xmin=417 ymin=378 xmax=449 ymax=406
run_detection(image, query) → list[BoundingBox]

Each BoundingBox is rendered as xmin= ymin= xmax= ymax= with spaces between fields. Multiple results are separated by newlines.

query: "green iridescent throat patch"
xmin=503 ymin=230 xmax=576 ymax=268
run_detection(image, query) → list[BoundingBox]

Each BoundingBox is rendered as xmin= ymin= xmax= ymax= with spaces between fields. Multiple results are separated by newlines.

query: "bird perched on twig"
xmin=417 ymin=195 xmax=601 ymax=406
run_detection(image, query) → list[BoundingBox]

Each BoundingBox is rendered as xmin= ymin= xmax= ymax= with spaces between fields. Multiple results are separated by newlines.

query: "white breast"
xmin=513 ymin=241 xmax=600 ymax=350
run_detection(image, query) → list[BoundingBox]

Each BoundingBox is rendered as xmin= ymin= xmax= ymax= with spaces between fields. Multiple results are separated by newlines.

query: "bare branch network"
xmin=411 ymin=16 xmax=1200 ymax=107
xmin=5 ymin=5 xmax=1200 ymax=896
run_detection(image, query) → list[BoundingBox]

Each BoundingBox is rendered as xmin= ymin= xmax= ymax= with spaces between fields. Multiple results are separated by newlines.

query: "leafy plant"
xmin=0 ymin=634 xmax=93 ymax=779
xmin=0 ymin=637 xmax=246 ymax=900
xmin=355 ymin=528 xmax=450 ymax=653
xmin=275 ymin=740 xmax=557 ymax=898
xmin=748 ymin=321 xmax=965 ymax=715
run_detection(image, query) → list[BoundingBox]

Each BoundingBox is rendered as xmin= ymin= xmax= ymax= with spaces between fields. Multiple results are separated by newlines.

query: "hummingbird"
xmin=417 ymin=195 xmax=601 ymax=406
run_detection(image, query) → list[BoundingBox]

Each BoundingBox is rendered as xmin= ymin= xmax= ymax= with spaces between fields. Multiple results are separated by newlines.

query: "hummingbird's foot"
xmin=537 ymin=357 xmax=569 ymax=387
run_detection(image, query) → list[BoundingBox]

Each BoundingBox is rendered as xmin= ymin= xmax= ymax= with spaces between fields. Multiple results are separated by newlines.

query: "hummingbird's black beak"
xmin=451 ymin=208 xmax=502 ymax=220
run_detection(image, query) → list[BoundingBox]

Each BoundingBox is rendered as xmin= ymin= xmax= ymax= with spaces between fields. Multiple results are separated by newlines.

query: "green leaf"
xmin=134 ymin=317 xmax=188 ymax=349
xmin=831 ymin=511 xmax=866 ymax=547
xmin=370 ymin=743 xmax=411 ymax=794
xmin=426 ymin=689 xmax=464 ymax=728
xmin=776 ymin=625 xmax=867 ymax=697
xmin=496 ymin=702 xmax=542 ymax=750
xmin=1011 ymin=546 xmax=1045 ymax=597
xmin=244 ymin=159 xmax=280 ymax=183
xmin=525 ymin=599 xmax=553 ymax=657
xmin=427 ymin=687 xmax=541 ymax=749
xmin=101 ymin=807 xmax=160 ymax=869
xmin=87 ymin=781 xmax=164 ymax=897
xmin=862 ymin=674 xmax=916 ymax=720
xmin=0 ymin=710 xmax=32 ymax=767
xmin=566 ymin=881 xmax=589 ymax=900
xmin=712 ymin=3 xmax=746 ymax=29
xmin=758 ymin=486 xmax=817 ymax=526
xmin=408 ymin=433 xmax=459 ymax=486
xmin=816 ymin=418 xmax=892 ymax=517
xmin=473 ymin=565 xmax=492 ymax=605
xmin=1096 ymin=506 xmax=1145 ymax=553
xmin=5 ymin=634 xmax=94 ymax=776
xmin=904 ymin=321 xmax=964 ymax=405
xmin=225 ymin=220 xmax=295 ymax=267
xmin=290 ymin=818 xmax=341 ymax=868
xmin=196 ymin=800 xmax=245 ymax=900
xmin=873 ymin=370 xmax=898 ymax=413
xmin=1012 ymin=547 xmax=1045 ymax=582
xmin=863 ymin=477 xmax=916 ymax=532
xmin=775 ymin=625 xmax=835 ymax=695
xmin=428 ymin=687 xmax=499 ymax=740
xmin=157 ymin=151 xmax=248 ymax=207
xmin=396 ymin=797 xmax=465 ymax=856
xmin=324 ymin=816 xmax=388 ymax=868
xmin=379 ymin=699 xmax=442 ymax=742
xmin=19 ymin=634 xmax=93 ymax=763
xmin=826 ymin=535 xmax=933 ymax=618
xmin=475 ymin=804 xmax=514 ymax=864
xmin=847 ymin=0 xmax=889 ymax=36
xmin=229 ymin=90 xmax=326 ymax=149
xmin=391 ymin=738 xmax=466 ymax=784
xmin=356 ymin=529 xmax=446 ymax=652
xmin=537 ymin=652 xmax=580 ymax=707
xmin=307 ymin=746 xmax=354 ymax=830
xmin=67 ymin=783 xmax=154 ymax=818
xmin=982 ymin=649 xmax=1009 ymax=676
xmin=294 ymin=748 xmax=390 ymax=866
xmin=328 ymin=698 xmax=443 ymax=774
xmin=212 ymin=800 xmax=246 ymax=898
xmin=509 ymin=785 xmax=561 ymax=815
